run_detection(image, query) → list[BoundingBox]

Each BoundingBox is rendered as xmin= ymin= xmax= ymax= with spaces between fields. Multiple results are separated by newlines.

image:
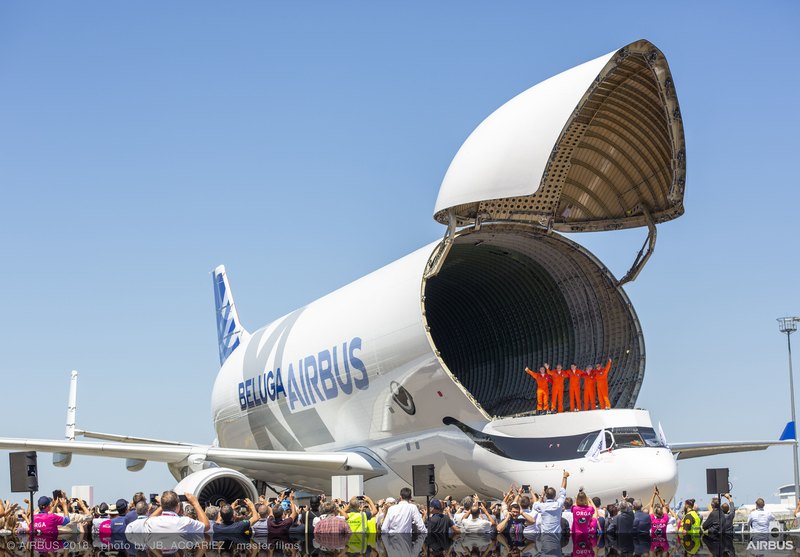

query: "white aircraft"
xmin=0 ymin=39 xmax=791 ymax=506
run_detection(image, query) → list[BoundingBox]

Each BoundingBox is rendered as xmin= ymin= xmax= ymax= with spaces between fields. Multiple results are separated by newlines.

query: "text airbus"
xmin=238 ymin=337 xmax=368 ymax=411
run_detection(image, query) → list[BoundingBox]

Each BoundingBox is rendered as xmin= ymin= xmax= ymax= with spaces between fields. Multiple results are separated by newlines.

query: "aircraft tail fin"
xmin=780 ymin=421 xmax=796 ymax=441
xmin=213 ymin=265 xmax=247 ymax=365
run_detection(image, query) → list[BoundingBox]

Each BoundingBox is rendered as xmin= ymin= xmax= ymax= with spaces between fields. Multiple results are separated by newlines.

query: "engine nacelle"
xmin=173 ymin=467 xmax=258 ymax=507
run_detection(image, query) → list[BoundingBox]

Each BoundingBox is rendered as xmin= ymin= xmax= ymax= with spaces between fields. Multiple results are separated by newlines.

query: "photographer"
xmin=142 ymin=491 xmax=210 ymax=534
xmin=266 ymin=490 xmax=298 ymax=536
xmin=31 ymin=495 xmax=70 ymax=537
xmin=345 ymin=494 xmax=377 ymax=534
xmin=532 ymin=470 xmax=569 ymax=532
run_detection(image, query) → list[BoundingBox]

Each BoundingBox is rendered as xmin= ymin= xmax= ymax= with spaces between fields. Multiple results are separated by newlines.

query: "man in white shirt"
xmin=747 ymin=498 xmax=775 ymax=534
xmin=142 ymin=491 xmax=209 ymax=550
xmin=460 ymin=502 xmax=494 ymax=535
xmin=380 ymin=488 xmax=427 ymax=534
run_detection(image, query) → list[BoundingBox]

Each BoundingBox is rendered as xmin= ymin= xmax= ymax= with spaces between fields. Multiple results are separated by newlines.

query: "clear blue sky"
xmin=1 ymin=1 xmax=798 ymax=505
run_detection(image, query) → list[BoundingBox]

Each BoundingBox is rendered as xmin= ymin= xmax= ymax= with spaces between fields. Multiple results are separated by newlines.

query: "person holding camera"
xmin=345 ymin=494 xmax=377 ymax=533
xmin=266 ymin=490 xmax=298 ymax=536
xmin=532 ymin=470 xmax=569 ymax=532
xmin=142 ymin=491 xmax=210 ymax=534
xmin=31 ymin=495 xmax=70 ymax=537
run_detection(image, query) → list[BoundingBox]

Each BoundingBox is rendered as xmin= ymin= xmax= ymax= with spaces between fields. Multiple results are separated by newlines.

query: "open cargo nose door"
xmin=421 ymin=40 xmax=687 ymax=417
xmin=427 ymin=39 xmax=686 ymax=282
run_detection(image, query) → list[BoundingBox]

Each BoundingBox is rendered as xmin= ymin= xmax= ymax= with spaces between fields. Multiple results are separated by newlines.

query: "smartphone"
xmin=298 ymin=505 xmax=307 ymax=511
xmin=178 ymin=494 xmax=188 ymax=503
xmin=357 ymin=495 xmax=365 ymax=501
xmin=544 ymin=485 xmax=549 ymax=491
xmin=150 ymin=493 xmax=158 ymax=504
xmin=268 ymin=497 xmax=277 ymax=503
xmin=522 ymin=484 xmax=530 ymax=493
xmin=622 ymin=490 xmax=628 ymax=498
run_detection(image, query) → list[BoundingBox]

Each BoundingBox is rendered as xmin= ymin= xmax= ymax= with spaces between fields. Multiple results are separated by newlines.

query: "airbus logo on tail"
xmin=238 ymin=337 xmax=369 ymax=411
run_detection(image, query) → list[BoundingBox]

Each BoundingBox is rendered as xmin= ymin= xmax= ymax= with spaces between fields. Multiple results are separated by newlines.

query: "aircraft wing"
xmin=0 ymin=437 xmax=384 ymax=479
xmin=669 ymin=440 xmax=795 ymax=460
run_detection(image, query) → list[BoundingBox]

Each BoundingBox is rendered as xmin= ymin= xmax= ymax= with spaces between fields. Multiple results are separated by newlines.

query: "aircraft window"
xmin=576 ymin=430 xmax=614 ymax=453
xmin=613 ymin=431 xmax=645 ymax=448
xmin=577 ymin=434 xmax=596 ymax=452
xmin=577 ymin=427 xmax=663 ymax=452
xmin=639 ymin=427 xmax=665 ymax=447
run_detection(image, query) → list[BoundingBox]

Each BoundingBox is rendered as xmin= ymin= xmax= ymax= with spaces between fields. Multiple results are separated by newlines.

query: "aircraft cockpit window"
xmin=612 ymin=427 xmax=664 ymax=448
xmin=576 ymin=427 xmax=664 ymax=452
xmin=639 ymin=427 xmax=665 ymax=447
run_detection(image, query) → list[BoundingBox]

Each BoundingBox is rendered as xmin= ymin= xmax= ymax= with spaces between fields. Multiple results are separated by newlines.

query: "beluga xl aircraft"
xmin=1 ymin=39 xmax=791 ymax=505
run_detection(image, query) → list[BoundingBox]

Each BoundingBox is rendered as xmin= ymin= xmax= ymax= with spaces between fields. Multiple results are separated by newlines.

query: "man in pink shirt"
xmin=31 ymin=496 xmax=70 ymax=537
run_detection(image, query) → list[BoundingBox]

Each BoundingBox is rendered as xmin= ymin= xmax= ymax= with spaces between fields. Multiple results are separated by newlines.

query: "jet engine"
xmin=173 ymin=467 xmax=258 ymax=506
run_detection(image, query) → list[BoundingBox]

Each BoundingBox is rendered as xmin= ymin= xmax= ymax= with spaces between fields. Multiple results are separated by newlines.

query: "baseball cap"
xmin=385 ymin=497 xmax=396 ymax=504
xmin=116 ymin=499 xmax=128 ymax=513
xmin=37 ymin=496 xmax=52 ymax=509
xmin=430 ymin=499 xmax=442 ymax=510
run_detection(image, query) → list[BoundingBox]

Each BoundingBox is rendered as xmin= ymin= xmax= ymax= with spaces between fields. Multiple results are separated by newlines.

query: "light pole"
xmin=778 ymin=316 xmax=800 ymax=506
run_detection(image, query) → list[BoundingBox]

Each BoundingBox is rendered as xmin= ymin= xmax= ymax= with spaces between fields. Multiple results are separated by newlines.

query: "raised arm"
xmin=184 ymin=493 xmax=210 ymax=532
xmin=364 ymin=495 xmax=378 ymax=516
xmin=588 ymin=494 xmax=598 ymax=518
xmin=648 ymin=488 xmax=658 ymax=513
xmin=496 ymin=513 xmax=510 ymax=533
xmin=244 ymin=498 xmax=258 ymax=522
xmin=724 ymin=493 xmax=735 ymax=514
xmin=480 ymin=502 xmax=496 ymax=526
xmin=525 ymin=367 xmax=536 ymax=379
xmin=289 ymin=491 xmax=298 ymax=521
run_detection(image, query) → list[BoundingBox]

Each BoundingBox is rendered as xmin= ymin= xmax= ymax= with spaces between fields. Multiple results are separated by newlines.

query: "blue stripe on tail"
xmin=213 ymin=265 xmax=244 ymax=365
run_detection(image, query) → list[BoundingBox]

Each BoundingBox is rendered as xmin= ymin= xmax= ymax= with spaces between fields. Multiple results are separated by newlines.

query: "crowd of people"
xmin=0 ymin=473 xmax=786 ymax=556
xmin=524 ymin=359 xmax=613 ymax=414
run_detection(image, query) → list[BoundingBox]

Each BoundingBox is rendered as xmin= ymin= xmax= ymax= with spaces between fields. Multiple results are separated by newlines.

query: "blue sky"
xmin=1 ymin=1 xmax=798 ymax=505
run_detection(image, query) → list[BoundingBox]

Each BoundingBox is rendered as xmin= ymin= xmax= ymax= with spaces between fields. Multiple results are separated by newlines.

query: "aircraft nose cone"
xmin=651 ymin=450 xmax=678 ymax=499
xmin=634 ymin=449 xmax=678 ymax=502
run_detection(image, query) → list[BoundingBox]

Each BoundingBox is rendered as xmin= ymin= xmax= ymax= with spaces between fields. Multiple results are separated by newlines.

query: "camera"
xmin=522 ymin=484 xmax=530 ymax=493
xmin=178 ymin=494 xmax=188 ymax=503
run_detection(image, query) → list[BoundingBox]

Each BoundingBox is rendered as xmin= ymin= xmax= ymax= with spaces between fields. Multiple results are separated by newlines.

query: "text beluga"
xmin=238 ymin=337 xmax=368 ymax=411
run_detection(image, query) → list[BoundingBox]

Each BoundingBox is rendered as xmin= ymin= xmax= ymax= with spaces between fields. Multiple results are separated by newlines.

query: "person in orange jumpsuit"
xmin=545 ymin=363 xmax=567 ymax=413
xmin=566 ymin=364 xmax=582 ymax=412
xmin=525 ymin=366 xmax=550 ymax=414
xmin=594 ymin=358 xmax=612 ymax=409
xmin=580 ymin=365 xmax=598 ymax=410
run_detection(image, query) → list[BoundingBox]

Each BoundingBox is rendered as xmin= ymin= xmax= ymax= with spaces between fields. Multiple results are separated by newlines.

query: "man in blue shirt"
xmin=533 ymin=470 xmax=569 ymax=532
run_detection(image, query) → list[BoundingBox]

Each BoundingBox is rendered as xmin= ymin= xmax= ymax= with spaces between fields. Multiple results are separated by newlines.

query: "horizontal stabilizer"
xmin=670 ymin=439 xmax=795 ymax=460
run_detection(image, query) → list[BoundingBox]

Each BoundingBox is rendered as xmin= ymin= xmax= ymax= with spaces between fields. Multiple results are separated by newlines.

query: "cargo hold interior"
xmin=422 ymin=226 xmax=645 ymax=417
